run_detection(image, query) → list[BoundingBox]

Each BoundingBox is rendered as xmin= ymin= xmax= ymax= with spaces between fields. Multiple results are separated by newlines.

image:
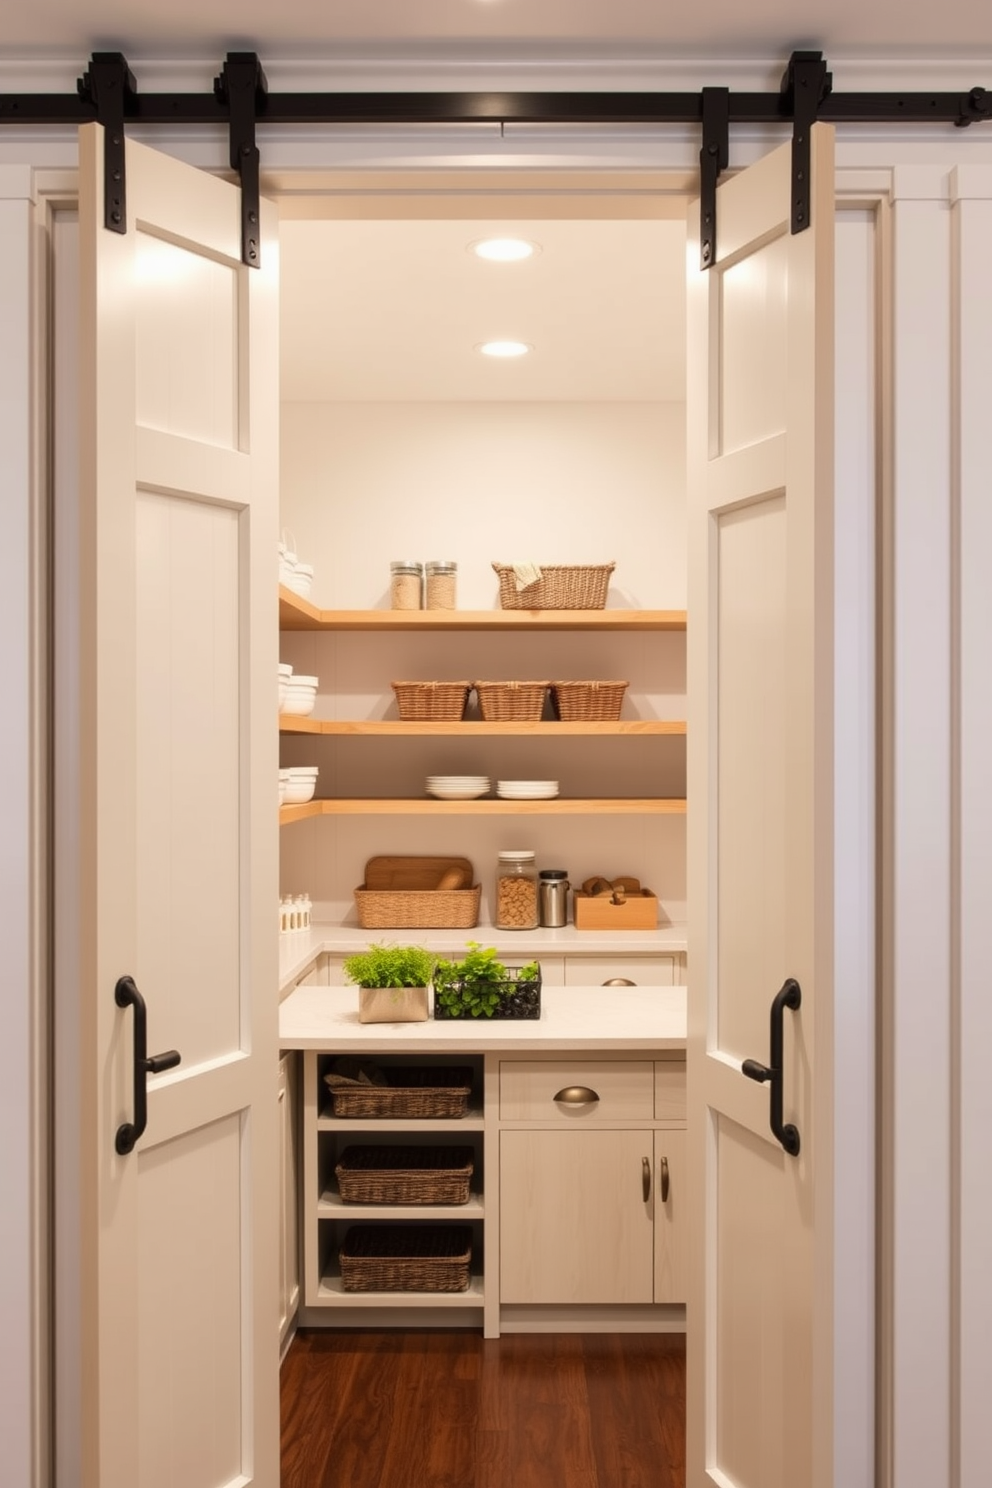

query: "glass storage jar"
xmin=495 ymin=850 xmax=539 ymax=931
xmin=390 ymin=560 xmax=424 ymax=610
xmin=425 ymin=559 xmax=457 ymax=610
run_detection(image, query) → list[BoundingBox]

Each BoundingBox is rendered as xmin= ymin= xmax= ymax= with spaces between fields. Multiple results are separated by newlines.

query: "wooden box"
xmin=572 ymin=889 xmax=658 ymax=931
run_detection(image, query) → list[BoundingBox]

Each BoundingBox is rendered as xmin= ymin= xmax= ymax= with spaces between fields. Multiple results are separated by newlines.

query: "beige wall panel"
xmin=719 ymin=232 xmax=789 ymax=457
xmin=135 ymin=491 xmax=242 ymax=1066
xmin=135 ymin=231 xmax=239 ymax=449
xmin=137 ymin=1114 xmax=245 ymax=1488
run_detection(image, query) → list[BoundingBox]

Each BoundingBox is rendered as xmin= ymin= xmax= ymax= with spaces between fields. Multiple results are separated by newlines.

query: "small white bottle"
xmin=302 ymin=893 xmax=312 ymax=929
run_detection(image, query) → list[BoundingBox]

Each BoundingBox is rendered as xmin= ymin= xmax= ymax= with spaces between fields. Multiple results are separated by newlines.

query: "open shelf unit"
xmin=280 ymin=587 xmax=686 ymax=633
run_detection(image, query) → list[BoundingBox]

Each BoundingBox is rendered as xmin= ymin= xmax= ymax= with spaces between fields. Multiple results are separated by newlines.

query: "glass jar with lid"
xmin=390 ymin=560 xmax=423 ymax=610
xmin=425 ymin=559 xmax=457 ymax=610
xmin=495 ymin=850 xmax=539 ymax=931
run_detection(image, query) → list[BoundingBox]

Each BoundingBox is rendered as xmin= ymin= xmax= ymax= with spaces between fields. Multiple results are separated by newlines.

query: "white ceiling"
xmin=2 ymin=0 xmax=991 ymax=57
xmin=279 ymin=217 xmax=687 ymax=403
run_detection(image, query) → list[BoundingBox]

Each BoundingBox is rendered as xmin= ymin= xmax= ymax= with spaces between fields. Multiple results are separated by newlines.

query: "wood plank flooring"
xmin=281 ymin=1330 xmax=686 ymax=1488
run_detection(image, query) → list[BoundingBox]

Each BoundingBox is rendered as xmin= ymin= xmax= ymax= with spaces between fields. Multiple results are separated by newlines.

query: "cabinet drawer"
xmin=563 ymin=955 xmax=676 ymax=987
xmin=655 ymin=1058 xmax=686 ymax=1123
xmin=500 ymin=1060 xmax=654 ymax=1121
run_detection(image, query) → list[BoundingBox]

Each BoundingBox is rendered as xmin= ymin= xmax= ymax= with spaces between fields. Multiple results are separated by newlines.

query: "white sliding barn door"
xmin=686 ymin=126 xmax=836 ymax=1488
xmin=76 ymin=123 xmax=279 ymax=1488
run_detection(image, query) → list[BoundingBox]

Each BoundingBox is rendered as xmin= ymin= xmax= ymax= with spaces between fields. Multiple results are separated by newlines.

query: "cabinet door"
xmin=654 ymin=1129 xmax=686 ymax=1304
xmin=500 ymin=1129 xmax=654 ymax=1303
xmin=563 ymin=954 xmax=676 ymax=986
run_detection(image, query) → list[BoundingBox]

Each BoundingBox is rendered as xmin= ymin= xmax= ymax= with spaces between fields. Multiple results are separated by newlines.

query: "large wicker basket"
xmin=354 ymin=854 xmax=481 ymax=930
xmin=335 ymin=1146 xmax=474 ymax=1205
xmin=551 ymin=680 xmax=629 ymax=721
xmin=492 ymin=562 xmax=615 ymax=610
xmin=339 ymin=1224 xmax=472 ymax=1292
xmin=391 ymin=681 xmax=473 ymax=721
xmin=474 ymin=680 xmax=549 ymax=722
xmin=324 ymin=1065 xmax=475 ymax=1120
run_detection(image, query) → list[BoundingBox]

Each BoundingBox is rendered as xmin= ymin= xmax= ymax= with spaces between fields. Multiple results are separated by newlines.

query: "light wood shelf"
xmin=314 ymin=1272 xmax=485 ymax=1306
xmin=280 ymin=798 xmax=686 ymax=824
xmin=317 ymin=1190 xmax=485 ymax=1222
xmin=279 ymin=587 xmax=686 ymax=633
xmin=279 ymin=716 xmax=686 ymax=737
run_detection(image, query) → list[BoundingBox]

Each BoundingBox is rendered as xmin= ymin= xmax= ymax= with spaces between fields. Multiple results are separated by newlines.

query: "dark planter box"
xmin=433 ymin=969 xmax=542 ymax=1020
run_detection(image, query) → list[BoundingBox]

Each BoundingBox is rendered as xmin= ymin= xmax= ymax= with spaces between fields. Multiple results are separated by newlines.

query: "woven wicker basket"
xmin=339 ymin=1224 xmax=472 ymax=1292
xmin=392 ymin=681 xmax=472 ymax=721
xmin=335 ymin=1146 xmax=474 ymax=1205
xmin=324 ymin=1066 xmax=474 ymax=1120
xmin=492 ymin=562 xmax=615 ymax=610
xmin=354 ymin=883 xmax=481 ymax=930
xmin=551 ymin=680 xmax=629 ymax=721
xmin=474 ymin=680 xmax=549 ymax=722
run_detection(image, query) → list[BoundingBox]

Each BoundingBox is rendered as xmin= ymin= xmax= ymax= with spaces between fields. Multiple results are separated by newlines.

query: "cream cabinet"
xmin=498 ymin=1055 xmax=687 ymax=1307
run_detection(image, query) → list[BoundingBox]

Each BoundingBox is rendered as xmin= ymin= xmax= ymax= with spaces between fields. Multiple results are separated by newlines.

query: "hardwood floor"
xmin=281 ymin=1330 xmax=686 ymax=1488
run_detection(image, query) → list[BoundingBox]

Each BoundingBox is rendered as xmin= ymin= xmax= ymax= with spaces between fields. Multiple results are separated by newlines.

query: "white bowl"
xmin=278 ymin=662 xmax=293 ymax=677
xmin=282 ymin=682 xmax=317 ymax=717
xmin=287 ymin=766 xmax=319 ymax=778
xmin=283 ymin=780 xmax=317 ymax=804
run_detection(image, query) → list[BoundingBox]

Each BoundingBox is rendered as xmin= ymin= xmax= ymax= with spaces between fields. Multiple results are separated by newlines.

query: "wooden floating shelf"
xmin=280 ymin=798 xmax=687 ymax=824
xmin=279 ymin=587 xmax=686 ymax=632
xmin=279 ymin=717 xmax=687 ymax=737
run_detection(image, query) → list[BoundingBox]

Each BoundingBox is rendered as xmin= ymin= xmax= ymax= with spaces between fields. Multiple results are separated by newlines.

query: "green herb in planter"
xmin=433 ymin=942 xmax=542 ymax=1020
xmin=342 ymin=944 xmax=437 ymax=989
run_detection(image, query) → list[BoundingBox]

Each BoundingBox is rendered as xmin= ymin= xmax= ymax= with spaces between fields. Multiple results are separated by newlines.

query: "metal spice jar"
xmin=425 ymin=560 xmax=457 ymax=610
xmin=495 ymin=850 xmax=539 ymax=930
xmin=390 ymin=560 xmax=424 ymax=610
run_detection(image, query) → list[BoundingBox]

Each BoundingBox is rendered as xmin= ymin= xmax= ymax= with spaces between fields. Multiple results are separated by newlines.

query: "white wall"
xmin=280 ymin=400 xmax=688 ymax=610
xmin=278 ymin=397 xmax=688 ymax=922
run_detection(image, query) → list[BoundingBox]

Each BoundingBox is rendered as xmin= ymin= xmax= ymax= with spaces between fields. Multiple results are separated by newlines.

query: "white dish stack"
xmin=425 ymin=775 xmax=491 ymax=801
xmin=279 ymin=537 xmax=315 ymax=600
xmin=283 ymin=766 xmax=319 ymax=805
xmin=496 ymin=780 xmax=560 ymax=800
xmin=281 ymin=669 xmax=318 ymax=717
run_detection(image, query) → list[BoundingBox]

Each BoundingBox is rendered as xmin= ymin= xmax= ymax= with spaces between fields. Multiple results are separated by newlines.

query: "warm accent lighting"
xmin=471 ymin=237 xmax=539 ymax=262
xmin=477 ymin=341 xmax=531 ymax=358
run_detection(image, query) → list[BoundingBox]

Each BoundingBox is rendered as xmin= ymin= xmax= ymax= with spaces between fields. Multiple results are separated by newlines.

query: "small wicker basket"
xmin=492 ymin=562 xmax=615 ymax=610
xmin=391 ymin=681 xmax=472 ymax=721
xmin=324 ymin=1065 xmax=475 ymax=1121
xmin=354 ymin=883 xmax=481 ymax=930
xmin=335 ymin=1146 xmax=474 ymax=1205
xmin=551 ymin=680 xmax=629 ymax=721
xmin=339 ymin=1224 xmax=473 ymax=1293
xmin=474 ymin=680 xmax=550 ymax=722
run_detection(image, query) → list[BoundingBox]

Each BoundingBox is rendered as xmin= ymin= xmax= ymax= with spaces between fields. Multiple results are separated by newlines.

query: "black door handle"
xmin=741 ymin=977 xmax=802 ymax=1157
xmin=114 ymin=975 xmax=181 ymax=1155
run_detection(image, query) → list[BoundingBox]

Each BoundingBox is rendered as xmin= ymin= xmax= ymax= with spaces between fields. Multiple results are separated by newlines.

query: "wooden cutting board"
xmin=362 ymin=855 xmax=475 ymax=891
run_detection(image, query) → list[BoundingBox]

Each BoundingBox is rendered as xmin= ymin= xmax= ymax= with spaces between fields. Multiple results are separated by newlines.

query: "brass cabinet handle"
xmin=660 ymin=1155 xmax=670 ymax=1203
xmin=602 ymin=978 xmax=636 ymax=986
xmin=553 ymin=1086 xmax=600 ymax=1105
xmin=642 ymin=1155 xmax=651 ymax=1202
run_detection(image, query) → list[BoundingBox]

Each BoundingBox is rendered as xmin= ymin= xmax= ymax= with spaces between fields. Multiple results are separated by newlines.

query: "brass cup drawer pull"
xmin=552 ymin=1085 xmax=600 ymax=1105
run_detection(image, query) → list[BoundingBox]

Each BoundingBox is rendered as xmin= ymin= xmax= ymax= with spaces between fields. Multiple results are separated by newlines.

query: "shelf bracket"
xmin=215 ymin=51 xmax=268 ymax=268
xmin=699 ymin=87 xmax=729 ymax=270
xmin=77 ymin=52 xmax=137 ymax=235
xmin=781 ymin=50 xmax=832 ymax=234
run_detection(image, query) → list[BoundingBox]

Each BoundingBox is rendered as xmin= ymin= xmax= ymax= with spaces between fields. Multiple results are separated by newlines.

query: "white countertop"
xmin=278 ymin=983 xmax=686 ymax=1052
xmin=278 ymin=921 xmax=688 ymax=995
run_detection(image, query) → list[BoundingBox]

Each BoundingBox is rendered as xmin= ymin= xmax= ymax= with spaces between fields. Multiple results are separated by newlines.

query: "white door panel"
xmin=77 ymin=122 xmax=279 ymax=1488
xmin=687 ymin=124 xmax=835 ymax=1488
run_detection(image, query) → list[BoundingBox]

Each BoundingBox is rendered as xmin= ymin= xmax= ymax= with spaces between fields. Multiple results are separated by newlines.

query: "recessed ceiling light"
xmin=477 ymin=340 xmax=532 ymax=358
xmin=471 ymin=237 xmax=540 ymax=262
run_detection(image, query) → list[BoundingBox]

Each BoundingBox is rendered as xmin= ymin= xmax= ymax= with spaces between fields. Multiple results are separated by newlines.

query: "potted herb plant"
xmin=342 ymin=943 xmax=437 ymax=1024
xmin=432 ymin=941 xmax=542 ymax=1020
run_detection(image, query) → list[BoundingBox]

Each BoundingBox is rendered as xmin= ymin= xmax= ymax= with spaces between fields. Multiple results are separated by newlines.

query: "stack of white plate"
xmin=426 ymin=775 xmax=491 ymax=800
xmin=496 ymin=780 xmax=560 ymax=800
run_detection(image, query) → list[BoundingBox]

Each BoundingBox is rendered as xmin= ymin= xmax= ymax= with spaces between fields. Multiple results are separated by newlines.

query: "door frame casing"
xmin=14 ymin=136 xmax=885 ymax=1488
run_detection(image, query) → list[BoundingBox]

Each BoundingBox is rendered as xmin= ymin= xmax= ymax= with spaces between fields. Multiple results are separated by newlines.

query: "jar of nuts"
xmin=425 ymin=559 xmax=457 ymax=610
xmin=495 ymin=850 xmax=539 ymax=931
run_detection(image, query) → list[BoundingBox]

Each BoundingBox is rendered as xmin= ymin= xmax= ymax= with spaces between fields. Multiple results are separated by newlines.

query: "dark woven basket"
xmin=324 ymin=1066 xmax=474 ymax=1120
xmin=335 ymin=1146 xmax=474 ymax=1205
xmin=339 ymin=1224 xmax=473 ymax=1292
